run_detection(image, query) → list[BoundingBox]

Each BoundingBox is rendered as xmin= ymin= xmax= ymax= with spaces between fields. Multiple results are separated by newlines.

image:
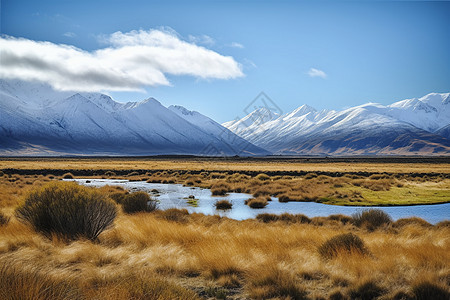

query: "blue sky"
xmin=1 ymin=0 xmax=449 ymax=123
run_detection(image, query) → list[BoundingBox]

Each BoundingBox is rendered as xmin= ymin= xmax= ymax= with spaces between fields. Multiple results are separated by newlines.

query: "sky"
xmin=1 ymin=0 xmax=449 ymax=123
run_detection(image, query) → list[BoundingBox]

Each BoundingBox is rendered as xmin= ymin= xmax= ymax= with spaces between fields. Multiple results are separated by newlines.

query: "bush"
xmin=15 ymin=181 xmax=117 ymax=241
xmin=412 ymin=281 xmax=449 ymax=300
xmin=122 ymin=192 xmax=157 ymax=214
xmin=349 ymin=281 xmax=385 ymax=300
xmin=318 ymin=233 xmax=368 ymax=259
xmin=0 ymin=212 xmax=10 ymax=226
xmin=215 ymin=200 xmax=232 ymax=210
xmin=352 ymin=209 xmax=392 ymax=230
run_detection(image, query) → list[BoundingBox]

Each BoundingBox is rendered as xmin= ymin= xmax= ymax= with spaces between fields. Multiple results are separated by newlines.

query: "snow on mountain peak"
xmin=285 ymin=104 xmax=317 ymax=119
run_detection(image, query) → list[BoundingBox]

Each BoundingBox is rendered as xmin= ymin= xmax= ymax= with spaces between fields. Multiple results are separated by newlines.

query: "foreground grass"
xmin=0 ymin=174 xmax=449 ymax=299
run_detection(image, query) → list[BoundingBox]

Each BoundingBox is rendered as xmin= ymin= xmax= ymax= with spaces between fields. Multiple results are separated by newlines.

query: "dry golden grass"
xmin=2 ymin=157 xmax=450 ymax=173
xmin=0 ymin=168 xmax=449 ymax=299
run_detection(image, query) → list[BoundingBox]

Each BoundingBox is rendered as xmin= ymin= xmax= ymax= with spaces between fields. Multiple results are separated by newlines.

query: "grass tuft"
xmin=215 ymin=200 xmax=232 ymax=210
xmin=318 ymin=233 xmax=369 ymax=259
xmin=352 ymin=209 xmax=392 ymax=230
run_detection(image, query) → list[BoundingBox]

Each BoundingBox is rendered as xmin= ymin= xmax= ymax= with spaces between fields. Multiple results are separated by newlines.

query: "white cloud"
xmin=187 ymin=34 xmax=215 ymax=47
xmin=63 ymin=32 xmax=76 ymax=38
xmin=230 ymin=42 xmax=244 ymax=49
xmin=0 ymin=29 xmax=244 ymax=92
xmin=307 ymin=68 xmax=327 ymax=79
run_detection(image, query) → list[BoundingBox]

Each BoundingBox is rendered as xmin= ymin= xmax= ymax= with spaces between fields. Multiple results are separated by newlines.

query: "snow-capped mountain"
xmin=0 ymin=79 xmax=268 ymax=156
xmin=223 ymin=93 xmax=450 ymax=155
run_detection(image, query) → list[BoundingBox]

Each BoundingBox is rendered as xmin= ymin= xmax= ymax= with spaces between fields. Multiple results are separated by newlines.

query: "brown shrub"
xmin=15 ymin=181 xmax=117 ymax=241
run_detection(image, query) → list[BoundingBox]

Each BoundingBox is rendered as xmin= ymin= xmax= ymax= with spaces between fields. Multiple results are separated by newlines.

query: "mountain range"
xmin=0 ymin=79 xmax=267 ymax=156
xmin=223 ymin=93 xmax=450 ymax=155
xmin=0 ymin=79 xmax=449 ymax=156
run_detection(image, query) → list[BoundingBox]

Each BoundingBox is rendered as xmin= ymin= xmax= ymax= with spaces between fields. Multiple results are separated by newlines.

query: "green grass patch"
xmin=319 ymin=184 xmax=450 ymax=206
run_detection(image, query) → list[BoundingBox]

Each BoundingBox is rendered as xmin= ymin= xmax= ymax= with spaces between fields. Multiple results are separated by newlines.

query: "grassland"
xmin=0 ymin=158 xmax=449 ymax=299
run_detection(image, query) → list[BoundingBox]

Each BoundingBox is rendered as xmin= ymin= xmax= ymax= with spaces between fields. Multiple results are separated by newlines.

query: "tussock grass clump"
xmin=0 ymin=211 xmax=10 ymax=226
xmin=256 ymin=213 xmax=311 ymax=224
xmin=215 ymin=200 xmax=232 ymax=210
xmin=393 ymin=217 xmax=432 ymax=228
xmin=245 ymin=197 xmax=269 ymax=209
xmin=412 ymin=281 xmax=449 ymax=300
xmin=352 ymin=209 xmax=392 ymax=230
xmin=157 ymin=208 xmax=189 ymax=223
xmin=318 ymin=233 xmax=368 ymax=259
xmin=327 ymin=214 xmax=352 ymax=225
xmin=211 ymin=183 xmax=230 ymax=196
xmin=122 ymin=191 xmax=157 ymax=214
xmin=247 ymin=266 xmax=308 ymax=300
xmin=255 ymin=173 xmax=270 ymax=181
xmin=15 ymin=181 xmax=117 ymax=240
xmin=349 ymin=281 xmax=385 ymax=300
xmin=62 ymin=172 xmax=74 ymax=179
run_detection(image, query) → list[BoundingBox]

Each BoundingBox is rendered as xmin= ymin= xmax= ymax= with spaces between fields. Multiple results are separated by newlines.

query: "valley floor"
xmin=0 ymin=158 xmax=449 ymax=299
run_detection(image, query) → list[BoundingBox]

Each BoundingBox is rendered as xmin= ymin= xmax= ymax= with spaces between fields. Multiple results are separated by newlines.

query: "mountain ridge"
xmin=0 ymin=79 xmax=268 ymax=156
xmin=223 ymin=93 xmax=450 ymax=156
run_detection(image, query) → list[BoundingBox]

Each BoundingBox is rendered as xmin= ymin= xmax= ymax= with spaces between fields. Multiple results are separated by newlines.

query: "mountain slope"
xmin=223 ymin=93 xmax=450 ymax=156
xmin=0 ymin=79 xmax=268 ymax=156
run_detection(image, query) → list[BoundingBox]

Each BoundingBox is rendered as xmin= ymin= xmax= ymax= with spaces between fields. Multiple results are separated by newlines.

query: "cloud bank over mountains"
xmin=0 ymin=29 xmax=244 ymax=93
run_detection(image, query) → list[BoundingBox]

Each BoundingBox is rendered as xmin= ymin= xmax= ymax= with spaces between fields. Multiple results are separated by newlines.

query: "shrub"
xmin=412 ymin=281 xmax=449 ymax=300
xmin=318 ymin=233 xmax=368 ymax=259
xmin=215 ymin=200 xmax=232 ymax=210
xmin=349 ymin=281 xmax=385 ymax=300
xmin=0 ymin=212 xmax=10 ymax=226
xmin=122 ymin=192 xmax=157 ymax=214
xmin=245 ymin=197 xmax=268 ymax=209
xmin=15 ymin=181 xmax=117 ymax=241
xmin=62 ymin=172 xmax=74 ymax=179
xmin=352 ymin=209 xmax=392 ymax=230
